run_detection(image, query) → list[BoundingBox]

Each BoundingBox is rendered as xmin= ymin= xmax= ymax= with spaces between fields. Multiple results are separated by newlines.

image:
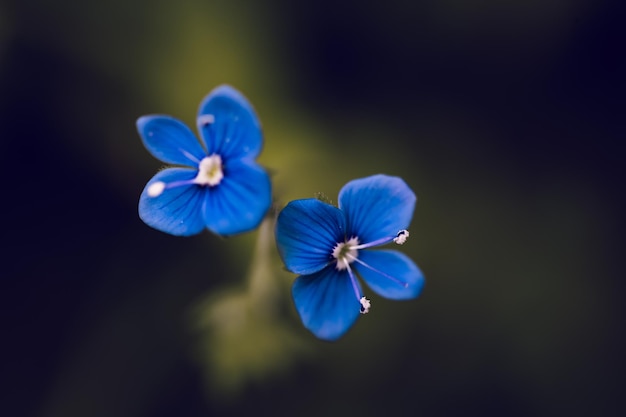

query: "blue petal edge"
xmin=338 ymin=174 xmax=416 ymax=244
xmin=292 ymin=266 xmax=362 ymax=341
xmin=138 ymin=168 xmax=207 ymax=236
xmin=201 ymin=159 xmax=272 ymax=236
xmin=355 ymin=249 xmax=425 ymax=300
xmin=276 ymin=199 xmax=347 ymax=275
xmin=196 ymin=85 xmax=263 ymax=160
xmin=137 ymin=115 xmax=206 ymax=166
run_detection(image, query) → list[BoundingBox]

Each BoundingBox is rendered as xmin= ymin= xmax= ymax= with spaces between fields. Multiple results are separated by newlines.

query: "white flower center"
xmin=194 ymin=154 xmax=224 ymax=186
xmin=332 ymin=237 xmax=360 ymax=270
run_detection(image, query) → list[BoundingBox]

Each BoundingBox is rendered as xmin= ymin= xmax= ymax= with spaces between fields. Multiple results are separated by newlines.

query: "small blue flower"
xmin=275 ymin=174 xmax=425 ymax=341
xmin=137 ymin=85 xmax=271 ymax=236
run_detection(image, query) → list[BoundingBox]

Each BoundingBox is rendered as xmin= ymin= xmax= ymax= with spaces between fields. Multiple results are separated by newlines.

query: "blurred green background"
xmin=2 ymin=0 xmax=625 ymax=416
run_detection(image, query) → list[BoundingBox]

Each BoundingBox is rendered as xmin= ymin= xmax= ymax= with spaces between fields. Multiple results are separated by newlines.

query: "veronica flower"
xmin=137 ymin=85 xmax=271 ymax=236
xmin=275 ymin=174 xmax=425 ymax=341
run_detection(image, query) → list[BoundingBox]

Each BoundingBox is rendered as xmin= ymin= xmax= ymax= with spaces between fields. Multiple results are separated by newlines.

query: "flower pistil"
xmin=194 ymin=154 xmax=224 ymax=186
xmin=332 ymin=237 xmax=360 ymax=270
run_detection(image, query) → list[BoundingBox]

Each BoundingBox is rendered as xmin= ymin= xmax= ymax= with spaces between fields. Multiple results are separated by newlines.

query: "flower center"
xmin=194 ymin=154 xmax=224 ymax=186
xmin=332 ymin=237 xmax=360 ymax=270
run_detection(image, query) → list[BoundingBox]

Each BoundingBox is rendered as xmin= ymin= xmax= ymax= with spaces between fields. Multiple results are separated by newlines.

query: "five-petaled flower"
xmin=137 ymin=85 xmax=271 ymax=236
xmin=275 ymin=174 xmax=425 ymax=341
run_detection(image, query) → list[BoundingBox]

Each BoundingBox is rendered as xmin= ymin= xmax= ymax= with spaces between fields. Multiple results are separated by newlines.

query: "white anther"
xmin=360 ymin=297 xmax=371 ymax=314
xmin=393 ymin=229 xmax=409 ymax=245
xmin=147 ymin=181 xmax=165 ymax=197
xmin=198 ymin=114 xmax=215 ymax=126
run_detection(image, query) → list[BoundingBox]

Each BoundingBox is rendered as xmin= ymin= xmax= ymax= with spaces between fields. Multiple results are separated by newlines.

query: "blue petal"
xmin=355 ymin=249 xmax=424 ymax=299
xmin=292 ymin=266 xmax=362 ymax=341
xmin=201 ymin=159 xmax=271 ymax=235
xmin=276 ymin=199 xmax=347 ymax=275
xmin=338 ymin=174 xmax=416 ymax=244
xmin=196 ymin=85 xmax=263 ymax=160
xmin=137 ymin=115 xmax=206 ymax=166
xmin=138 ymin=168 xmax=207 ymax=236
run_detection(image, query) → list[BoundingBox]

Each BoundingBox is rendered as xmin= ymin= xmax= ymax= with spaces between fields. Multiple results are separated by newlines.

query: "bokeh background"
xmin=2 ymin=0 xmax=625 ymax=416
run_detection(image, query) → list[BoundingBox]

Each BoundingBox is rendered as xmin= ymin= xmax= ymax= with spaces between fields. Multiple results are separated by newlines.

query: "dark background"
xmin=2 ymin=1 xmax=625 ymax=416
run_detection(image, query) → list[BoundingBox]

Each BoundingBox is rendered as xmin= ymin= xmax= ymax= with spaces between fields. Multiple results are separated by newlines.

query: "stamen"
xmin=181 ymin=149 xmax=201 ymax=165
xmin=146 ymin=178 xmax=198 ymax=197
xmin=351 ymin=229 xmax=411 ymax=250
xmin=145 ymin=154 xmax=225 ymax=199
xmin=350 ymin=255 xmax=409 ymax=288
xmin=345 ymin=264 xmax=365 ymax=312
xmin=393 ymin=229 xmax=409 ymax=245
xmin=360 ymin=297 xmax=371 ymax=314
xmin=147 ymin=181 xmax=166 ymax=197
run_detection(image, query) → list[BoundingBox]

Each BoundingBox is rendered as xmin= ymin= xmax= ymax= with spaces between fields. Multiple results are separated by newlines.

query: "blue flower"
xmin=137 ymin=85 xmax=271 ymax=236
xmin=275 ymin=174 xmax=425 ymax=341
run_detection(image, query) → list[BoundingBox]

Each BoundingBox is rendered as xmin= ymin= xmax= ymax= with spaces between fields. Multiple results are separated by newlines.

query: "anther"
xmin=393 ymin=229 xmax=409 ymax=245
xmin=360 ymin=297 xmax=371 ymax=314
xmin=198 ymin=114 xmax=215 ymax=126
xmin=147 ymin=181 xmax=166 ymax=197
